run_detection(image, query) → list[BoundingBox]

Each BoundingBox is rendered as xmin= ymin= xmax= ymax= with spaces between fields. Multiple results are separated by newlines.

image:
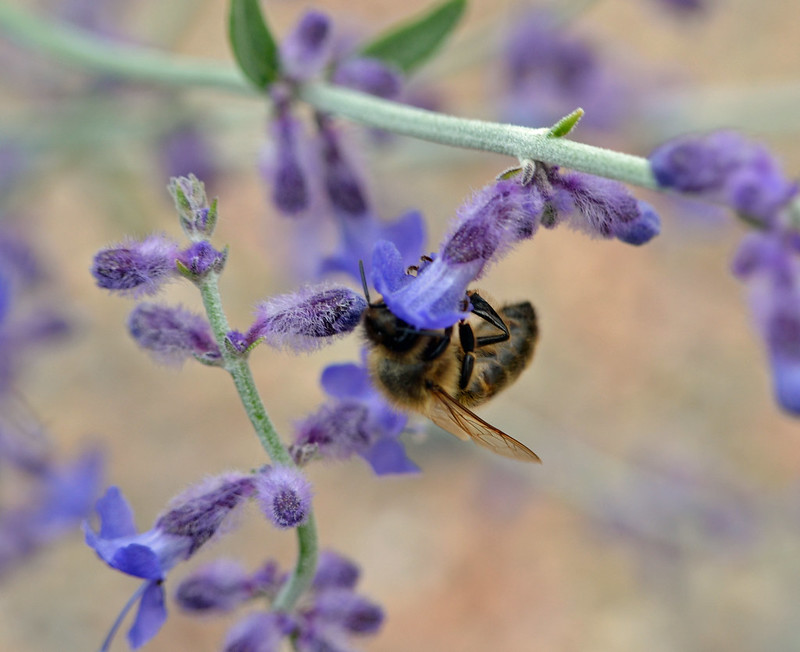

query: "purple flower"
xmin=651 ymin=0 xmax=707 ymax=14
xmin=224 ymin=612 xmax=296 ymax=652
xmin=502 ymin=10 xmax=629 ymax=129
xmin=332 ymin=57 xmax=404 ymax=99
xmin=318 ymin=120 xmax=369 ymax=218
xmin=373 ymin=179 xmax=544 ymax=330
xmin=249 ymin=284 xmax=366 ymax=353
xmin=91 ymin=234 xmax=179 ymax=297
xmin=263 ymin=104 xmax=315 ymax=216
xmin=168 ymin=174 xmax=218 ymax=238
xmin=543 ymin=167 xmax=660 ymax=243
xmin=127 ymin=302 xmax=220 ymax=365
xmin=220 ymin=550 xmax=383 ymax=652
xmin=733 ymin=228 xmax=800 ymax=415
xmin=255 ymin=465 xmax=313 ymax=529
xmin=176 ymin=241 xmax=226 ymax=278
xmin=175 ymin=558 xmax=281 ymax=613
xmin=280 ymin=10 xmax=334 ymax=81
xmin=649 ymin=131 xmax=798 ymax=224
xmin=85 ymin=474 xmax=255 ymax=649
xmin=291 ymin=359 xmax=418 ymax=475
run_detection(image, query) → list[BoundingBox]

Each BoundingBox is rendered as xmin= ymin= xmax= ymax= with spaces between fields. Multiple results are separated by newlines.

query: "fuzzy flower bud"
xmin=312 ymin=550 xmax=360 ymax=591
xmin=176 ymin=241 xmax=226 ymax=278
xmin=127 ymin=303 xmax=220 ymax=365
xmin=255 ymin=466 xmax=312 ymax=529
xmin=168 ymin=174 xmax=217 ymax=238
xmin=313 ymin=589 xmax=385 ymax=634
xmin=279 ymin=10 xmax=333 ymax=81
xmin=91 ymin=234 xmax=179 ymax=297
xmin=249 ymin=284 xmax=366 ymax=353
xmin=174 ymin=559 xmax=252 ymax=613
xmin=332 ymin=57 xmax=404 ymax=99
xmin=223 ymin=612 xmax=295 ymax=652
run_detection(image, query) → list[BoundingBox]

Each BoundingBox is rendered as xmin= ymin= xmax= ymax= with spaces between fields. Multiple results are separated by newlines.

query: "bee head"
xmin=362 ymin=302 xmax=420 ymax=352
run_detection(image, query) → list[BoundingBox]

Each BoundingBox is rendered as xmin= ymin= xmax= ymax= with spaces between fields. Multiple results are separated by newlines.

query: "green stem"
xmin=197 ymin=273 xmax=318 ymax=609
xmin=0 ymin=4 xmax=252 ymax=94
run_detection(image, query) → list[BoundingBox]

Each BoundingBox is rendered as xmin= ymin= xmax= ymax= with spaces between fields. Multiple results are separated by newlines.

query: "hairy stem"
xmin=197 ymin=273 xmax=318 ymax=608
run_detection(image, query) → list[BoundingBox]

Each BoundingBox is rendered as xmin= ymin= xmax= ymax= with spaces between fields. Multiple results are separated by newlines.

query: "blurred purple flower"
xmin=175 ymin=558 xmax=280 ymax=613
xmin=85 ymin=474 xmax=256 ymax=649
xmin=176 ymin=241 xmax=226 ymax=278
xmin=649 ymin=131 xmax=798 ymax=224
xmin=332 ymin=57 xmax=404 ymax=99
xmin=127 ymin=302 xmax=220 ymax=365
xmin=733 ymin=228 xmax=800 ymax=415
xmin=280 ymin=10 xmax=334 ymax=81
xmin=219 ymin=550 xmax=383 ymax=651
xmin=249 ymin=284 xmax=366 ymax=353
xmin=292 ymin=359 xmax=418 ymax=475
xmin=501 ymin=10 xmax=629 ymax=129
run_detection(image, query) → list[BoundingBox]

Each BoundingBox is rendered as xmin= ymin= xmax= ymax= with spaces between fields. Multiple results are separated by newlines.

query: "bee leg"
xmin=468 ymin=292 xmax=510 ymax=347
xmin=458 ymin=322 xmax=477 ymax=389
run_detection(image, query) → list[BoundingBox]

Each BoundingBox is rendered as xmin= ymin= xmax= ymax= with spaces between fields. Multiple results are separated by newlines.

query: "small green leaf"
xmin=360 ymin=0 xmax=467 ymax=74
xmin=547 ymin=108 xmax=584 ymax=138
xmin=228 ymin=0 xmax=280 ymax=89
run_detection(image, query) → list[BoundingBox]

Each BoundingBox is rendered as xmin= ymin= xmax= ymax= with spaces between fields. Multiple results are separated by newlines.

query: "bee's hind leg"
xmin=467 ymin=292 xmax=510 ymax=346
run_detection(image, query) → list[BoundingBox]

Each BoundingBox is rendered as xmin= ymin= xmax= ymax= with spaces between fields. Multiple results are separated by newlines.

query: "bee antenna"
xmin=358 ymin=260 xmax=373 ymax=306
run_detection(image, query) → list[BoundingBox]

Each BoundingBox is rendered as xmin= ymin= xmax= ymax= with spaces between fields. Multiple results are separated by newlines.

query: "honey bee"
xmin=360 ymin=263 xmax=541 ymax=463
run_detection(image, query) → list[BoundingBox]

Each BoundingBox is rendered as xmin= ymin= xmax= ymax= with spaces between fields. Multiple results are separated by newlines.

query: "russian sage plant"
xmin=0 ymin=1 xmax=797 ymax=650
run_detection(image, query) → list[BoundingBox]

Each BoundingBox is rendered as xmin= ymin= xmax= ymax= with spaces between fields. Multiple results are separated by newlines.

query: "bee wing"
xmin=427 ymin=387 xmax=541 ymax=463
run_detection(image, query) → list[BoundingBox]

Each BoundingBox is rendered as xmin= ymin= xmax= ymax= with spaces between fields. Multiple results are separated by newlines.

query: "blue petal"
xmin=127 ymin=581 xmax=167 ymax=649
xmin=96 ymin=486 xmax=137 ymax=539
xmin=361 ymin=438 xmax=420 ymax=475
xmin=381 ymin=210 xmax=425 ymax=267
xmin=321 ymin=363 xmax=372 ymax=399
xmin=371 ymin=240 xmax=413 ymax=296
xmin=772 ymin=356 xmax=800 ymax=415
xmin=111 ymin=543 xmax=164 ymax=580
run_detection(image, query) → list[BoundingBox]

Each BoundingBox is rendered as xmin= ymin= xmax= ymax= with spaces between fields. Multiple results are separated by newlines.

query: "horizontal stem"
xmin=298 ymin=83 xmax=658 ymax=189
xmin=0 ymin=4 xmax=252 ymax=94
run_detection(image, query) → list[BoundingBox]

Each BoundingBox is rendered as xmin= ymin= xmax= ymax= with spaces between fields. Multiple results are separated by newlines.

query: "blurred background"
xmin=1 ymin=0 xmax=800 ymax=650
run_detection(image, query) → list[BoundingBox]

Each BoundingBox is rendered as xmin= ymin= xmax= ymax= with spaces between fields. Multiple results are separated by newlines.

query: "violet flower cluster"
xmin=650 ymin=131 xmax=800 ymax=414
xmin=90 ymin=174 xmax=365 ymax=361
xmin=260 ymin=9 xmax=425 ymax=283
xmin=84 ymin=466 xmax=317 ymax=649
xmin=176 ymin=550 xmax=383 ymax=652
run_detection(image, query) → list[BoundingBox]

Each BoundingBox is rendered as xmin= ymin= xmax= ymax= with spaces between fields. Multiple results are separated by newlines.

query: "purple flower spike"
xmin=649 ymin=131 xmax=797 ymax=223
xmin=249 ymin=284 xmax=366 ymax=353
xmin=255 ymin=466 xmax=313 ymax=529
xmin=333 ymin=57 xmax=404 ymax=99
xmin=91 ymin=235 xmax=179 ymax=297
xmin=280 ymin=10 xmax=334 ymax=81
xmin=127 ymin=303 xmax=220 ymax=365
xmin=373 ymin=179 xmax=543 ymax=330
xmin=292 ymin=359 xmax=418 ymax=475
xmin=86 ymin=476 xmax=255 ymax=649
